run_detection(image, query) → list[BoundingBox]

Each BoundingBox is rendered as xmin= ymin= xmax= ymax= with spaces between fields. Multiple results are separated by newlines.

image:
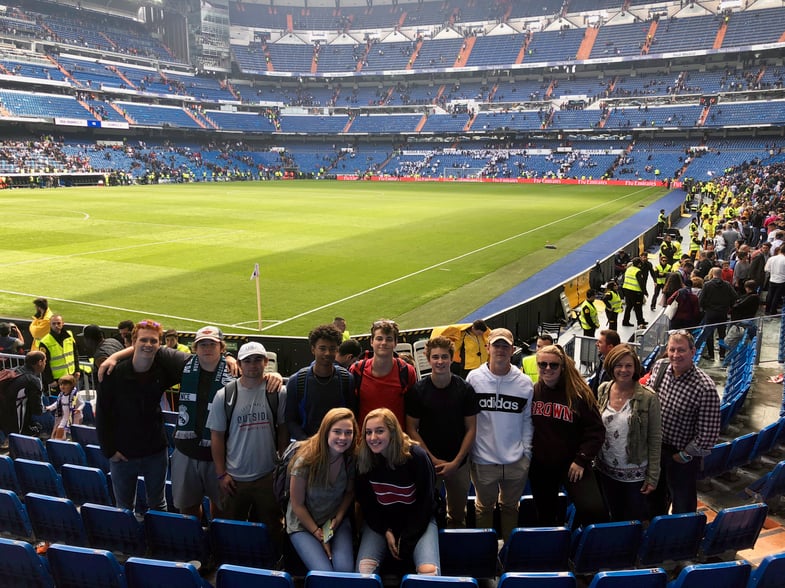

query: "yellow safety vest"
xmin=623 ymin=266 xmax=642 ymax=292
xmin=654 ymin=263 xmax=671 ymax=284
xmin=579 ymin=300 xmax=599 ymax=331
xmin=606 ymin=291 xmax=623 ymax=313
xmin=39 ymin=332 xmax=77 ymax=379
xmin=522 ymin=354 xmax=539 ymax=383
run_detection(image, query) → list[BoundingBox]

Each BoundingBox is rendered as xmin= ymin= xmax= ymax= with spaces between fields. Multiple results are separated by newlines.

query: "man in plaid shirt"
xmin=648 ymin=330 xmax=721 ymax=516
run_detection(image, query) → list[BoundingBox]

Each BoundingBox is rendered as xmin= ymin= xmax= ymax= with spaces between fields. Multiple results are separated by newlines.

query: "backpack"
xmin=294 ymin=367 xmax=351 ymax=431
xmin=271 ymin=439 xmax=303 ymax=512
xmin=223 ymin=379 xmax=279 ymax=439
xmin=353 ymin=356 xmax=412 ymax=396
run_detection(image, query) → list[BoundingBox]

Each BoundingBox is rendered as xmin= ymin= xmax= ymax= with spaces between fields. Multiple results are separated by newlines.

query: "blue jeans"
xmin=356 ymin=519 xmax=440 ymax=574
xmin=109 ymin=448 xmax=168 ymax=511
xmin=289 ymin=520 xmax=354 ymax=572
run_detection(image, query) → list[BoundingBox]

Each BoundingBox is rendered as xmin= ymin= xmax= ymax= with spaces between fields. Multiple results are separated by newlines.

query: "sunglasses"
xmin=137 ymin=320 xmax=161 ymax=328
xmin=537 ymin=361 xmax=562 ymax=370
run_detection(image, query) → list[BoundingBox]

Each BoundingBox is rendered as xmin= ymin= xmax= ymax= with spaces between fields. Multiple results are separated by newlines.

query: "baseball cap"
xmin=163 ymin=328 xmax=178 ymax=338
xmin=194 ymin=326 xmax=223 ymax=344
xmin=238 ymin=341 xmax=267 ymax=361
xmin=488 ymin=328 xmax=514 ymax=346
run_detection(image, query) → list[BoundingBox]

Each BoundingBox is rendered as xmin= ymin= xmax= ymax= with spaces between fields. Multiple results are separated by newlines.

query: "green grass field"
xmin=0 ymin=181 xmax=667 ymax=336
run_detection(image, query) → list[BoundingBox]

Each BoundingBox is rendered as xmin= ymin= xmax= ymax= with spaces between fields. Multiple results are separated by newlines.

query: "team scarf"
xmin=174 ymin=354 xmax=229 ymax=446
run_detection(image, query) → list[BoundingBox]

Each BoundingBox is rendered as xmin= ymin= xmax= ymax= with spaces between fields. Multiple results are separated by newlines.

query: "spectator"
xmin=29 ymin=298 xmax=51 ymax=350
xmin=81 ymin=324 xmax=123 ymax=374
xmin=647 ymin=330 xmax=720 ymax=515
xmin=406 ymin=336 xmax=479 ymax=528
xmin=666 ymin=279 xmax=702 ymax=331
xmin=0 ymin=351 xmax=46 ymax=439
xmin=164 ymin=329 xmax=190 ymax=353
xmin=115 ymin=320 xmax=134 ymax=347
xmin=596 ymin=344 xmax=661 ymax=522
xmin=452 ymin=319 xmax=490 ymax=377
xmin=355 ymin=407 xmax=439 ymax=576
xmin=765 ymin=245 xmax=785 ymax=315
xmin=699 ymin=267 xmax=738 ymax=360
xmin=44 ymin=374 xmax=82 ymax=440
xmin=335 ymin=338 xmax=362 ymax=370
xmin=589 ymin=329 xmax=620 ymax=398
xmin=286 ymin=407 xmax=357 ymax=572
xmin=530 ymin=344 xmax=608 ymax=527
xmin=286 ymin=324 xmax=355 ymax=441
xmin=207 ymin=342 xmax=288 ymax=536
xmin=0 ymin=322 xmax=24 ymax=354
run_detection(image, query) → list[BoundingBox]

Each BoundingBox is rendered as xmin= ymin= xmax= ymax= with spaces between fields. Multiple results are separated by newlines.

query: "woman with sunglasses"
xmin=595 ymin=344 xmax=662 ymax=522
xmin=529 ymin=344 xmax=609 ymax=527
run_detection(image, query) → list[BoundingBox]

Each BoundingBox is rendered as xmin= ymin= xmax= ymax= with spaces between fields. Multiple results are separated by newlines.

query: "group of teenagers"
xmin=90 ymin=315 xmax=720 ymax=579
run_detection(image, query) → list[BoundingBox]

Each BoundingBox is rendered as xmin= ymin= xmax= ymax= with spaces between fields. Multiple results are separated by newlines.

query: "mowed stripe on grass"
xmin=0 ymin=181 xmax=665 ymax=335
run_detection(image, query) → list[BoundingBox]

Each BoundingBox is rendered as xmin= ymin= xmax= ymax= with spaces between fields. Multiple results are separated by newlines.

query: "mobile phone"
xmin=321 ymin=519 xmax=334 ymax=543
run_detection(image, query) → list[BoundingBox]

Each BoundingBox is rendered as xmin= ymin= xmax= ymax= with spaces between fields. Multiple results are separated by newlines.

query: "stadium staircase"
xmin=108 ymin=102 xmax=135 ymax=124
xmin=453 ymin=36 xmax=475 ymax=67
xmin=576 ymin=26 xmax=598 ymax=60
xmin=107 ymin=65 xmax=136 ymax=90
xmin=406 ymin=39 xmax=424 ymax=70
xmin=183 ymin=109 xmax=207 ymax=129
xmin=714 ymin=19 xmax=728 ymax=50
xmin=355 ymin=42 xmax=370 ymax=72
xmin=642 ymin=20 xmax=658 ymax=54
xmin=45 ymin=56 xmax=76 ymax=85
xmin=76 ymin=99 xmax=99 ymax=119
xmin=414 ymin=114 xmax=428 ymax=133
xmin=462 ymin=112 xmax=476 ymax=132
xmin=99 ymin=32 xmax=118 ymax=51
xmin=698 ymin=105 xmax=711 ymax=127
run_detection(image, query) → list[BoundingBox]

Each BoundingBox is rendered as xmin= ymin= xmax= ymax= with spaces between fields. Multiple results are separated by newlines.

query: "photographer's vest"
xmin=39 ymin=332 xmax=77 ymax=379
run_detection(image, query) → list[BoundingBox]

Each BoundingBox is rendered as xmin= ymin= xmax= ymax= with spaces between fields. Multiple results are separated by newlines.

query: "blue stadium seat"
xmin=9 ymin=433 xmax=48 ymax=462
xmin=724 ymin=432 xmax=758 ymax=472
xmin=0 ymin=536 xmax=54 ymax=588
xmin=85 ymin=444 xmax=111 ymax=473
xmin=0 ymin=455 xmax=22 ymax=494
xmin=0 ymin=489 xmax=34 ymax=540
xmin=637 ymin=512 xmax=707 ymax=566
xmin=698 ymin=442 xmax=732 ymax=480
xmin=749 ymin=421 xmax=782 ymax=462
xmin=15 ymin=458 xmax=66 ymax=497
xmin=81 ymin=502 xmax=146 ymax=556
xmin=667 ymin=560 xmax=751 ymax=588
xmin=746 ymin=459 xmax=785 ymax=504
xmin=501 ymin=527 xmax=571 ymax=572
xmin=25 ymin=492 xmax=88 ymax=546
xmin=438 ymin=528 xmax=498 ymax=578
xmin=46 ymin=439 xmax=87 ymax=472
xmin=401 ymin=575 xmax=478 ymax=588
xmin=124 ymin=557 xmax=212 ymax=588
xmin=497 ymin=572 xmax=577 ymax=588
xmin=304 ymin=570 xmax=384 ymax=588
xmin=588 ymin=568 xmax=667 ymax=588
xmin=570 ymin=520 xmax=643 ymax=574
xmin=47 ymin=543 xmax=127 ymax=588
xmin=748 ymin=551 xmax=785 ymax=588
xmin=144 ymin=509 xmax=209 ymax=566
xmin=699 ymin=503 xmax=768 ymax=558
xmin=61 ymin=464 xmax=112 ymax=506
xmin=215 ymin=565 xmax=294 ymax=588
xmin=70 ymin=424 xmax=100 ymax=447
xmin=209 ymin=518 xmax=279 ymax=569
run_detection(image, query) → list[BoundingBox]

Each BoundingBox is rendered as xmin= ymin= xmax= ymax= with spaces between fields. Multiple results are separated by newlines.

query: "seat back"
xmin=698 ymin=441 xmax=732 ymax=480
xmin=749 ymin=459 xmax=785 ymax=502
xmin=637 ymin=512 xmax=707 ymax=565
xmin=412 ymin=339 xmax=430 ymax=380
xmin=700 ymin=503 xmax=768 ymax=557
xmin=144 ymin=509 xmax=209 ymax=565
xmin=570 ymin=520 xmax=643 ymax=574
xmin=69 ymin=424 xmax=100 ymax=447
xmin=124 ymin=557 xmax=206 ymax=588
xmin=725 ymin=432 xmax=758 ymax=471
xmin=209 ymin=518 xmax=278 ymax=569
xmin=750 ymin=422 xmax=780 ymax=461
xmin=438 ymin=528 xmax=499 ymax=578
xmin=47 ymin=543 xmax=127 ymax=588
xmin=502 ymin=526 xmax=571 ymax=572
xmin=15 ymin=458 xmax=66 ymax=497
xmin=401 ymin=575 xmax=479 ymax=588
xmin=0 ymin=536 xmax=54 ymax=588
xmin=8 ymin=433 xmax=48 ymax=462
xmin=216 ymin=565 xmax=294 ymax=588
xmin=46 ymin=439 xmax=87 ymax=472
xmin=0 ymin=489 xmax=33 ymax=540
xmin=304 ymin=570 xmax=384 ymax=588
xmin=587 ymin=568 xmax=667 ymax=588
xmin=81 ymin=502 xmax=146 ymax=556
xmin=61 ymin=464 xmax=112 ymax=506
xmin=748 ymin=551 xmax=785 ymax=588
xmin=25 ymin=492 xmax=87 ymax=546
xmin=0 ymin=454 xmax=21 ymax=494
xmin=497 ymin=572 xmax=577 ymax=588
xmin=669 ymin=560 xmax=751 ymax=588
xmin=84 ymin=444 xmax=111 ymax=473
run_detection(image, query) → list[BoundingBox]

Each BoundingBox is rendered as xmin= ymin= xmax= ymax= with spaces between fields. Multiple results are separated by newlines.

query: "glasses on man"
xmin=537 ymin=361 xmax=562 ymax=370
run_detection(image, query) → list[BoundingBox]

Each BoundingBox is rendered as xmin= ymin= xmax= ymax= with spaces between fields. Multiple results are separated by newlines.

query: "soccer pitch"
xmin=1 ymin=181 xmax=667 ymax=336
